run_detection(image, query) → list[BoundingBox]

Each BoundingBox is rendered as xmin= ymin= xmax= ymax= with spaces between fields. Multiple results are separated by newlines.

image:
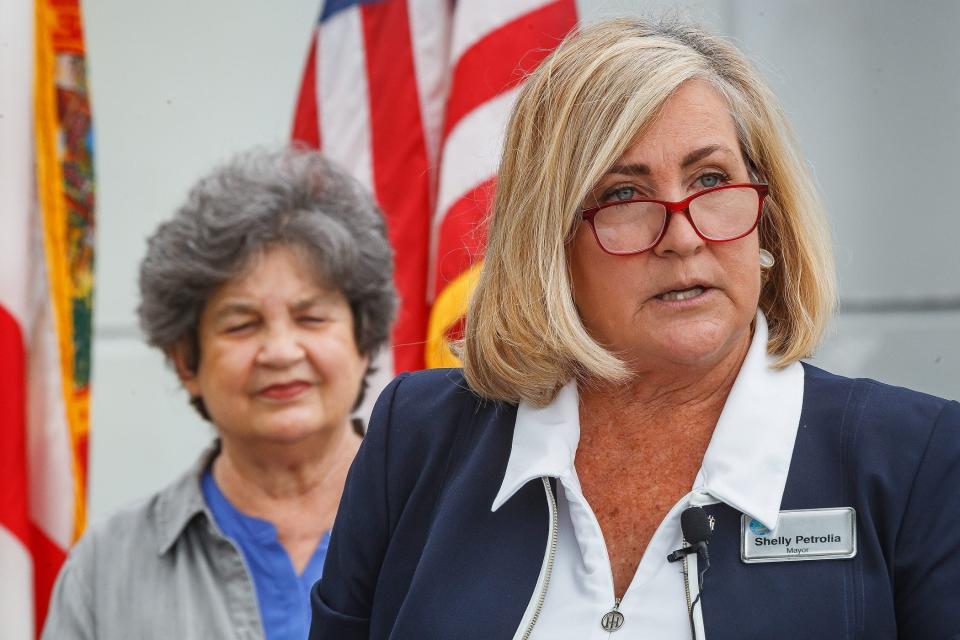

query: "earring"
xmin=759 ymin=248 xmax=775 ymax=269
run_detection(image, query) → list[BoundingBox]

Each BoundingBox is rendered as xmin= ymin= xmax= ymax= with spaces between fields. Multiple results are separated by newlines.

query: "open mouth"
xmin=655 ymin=286 xmax=706 ymax=302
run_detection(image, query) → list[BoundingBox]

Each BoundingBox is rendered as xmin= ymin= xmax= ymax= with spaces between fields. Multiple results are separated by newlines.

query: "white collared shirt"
xmin=491 ymin=313 xmax=805 ymax=639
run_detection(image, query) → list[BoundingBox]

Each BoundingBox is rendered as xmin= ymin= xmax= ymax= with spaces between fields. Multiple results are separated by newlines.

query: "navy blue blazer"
xmin=310 ymin=365 xmax=960 ymax=639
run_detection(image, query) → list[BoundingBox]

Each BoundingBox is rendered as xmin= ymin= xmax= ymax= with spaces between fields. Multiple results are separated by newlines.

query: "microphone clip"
xmin=666 ymin=545 xmax=697 ymax=563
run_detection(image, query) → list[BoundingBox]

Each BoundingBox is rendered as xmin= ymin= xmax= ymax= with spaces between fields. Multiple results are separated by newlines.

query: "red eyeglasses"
xmin=580 ymin=183 xmax=768 ymax=255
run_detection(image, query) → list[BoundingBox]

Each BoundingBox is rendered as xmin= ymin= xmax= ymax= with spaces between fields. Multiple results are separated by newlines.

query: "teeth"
xmin=659 ymin=286 xmax=704 ymax=301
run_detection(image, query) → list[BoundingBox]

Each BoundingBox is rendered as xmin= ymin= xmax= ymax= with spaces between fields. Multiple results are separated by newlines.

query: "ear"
xmin=168 ymin=343 xmax=202 ymax=397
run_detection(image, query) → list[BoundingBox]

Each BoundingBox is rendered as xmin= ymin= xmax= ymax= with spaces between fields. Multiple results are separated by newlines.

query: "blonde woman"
xmin=310 ymin=18 xmax=960 ymax=640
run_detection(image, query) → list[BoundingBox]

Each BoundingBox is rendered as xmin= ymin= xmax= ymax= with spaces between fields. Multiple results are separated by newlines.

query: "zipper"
xmin=519 ymin=477 xmax=559 ymax=640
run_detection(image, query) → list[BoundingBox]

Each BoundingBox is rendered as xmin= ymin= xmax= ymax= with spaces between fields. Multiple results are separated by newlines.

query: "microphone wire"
xmin=687 ymin=544 xmax=710 ymax=640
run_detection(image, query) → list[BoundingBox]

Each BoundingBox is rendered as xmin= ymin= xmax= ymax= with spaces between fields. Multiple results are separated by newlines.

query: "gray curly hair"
xmin=137 ymin=146 xmax=396 ymax=419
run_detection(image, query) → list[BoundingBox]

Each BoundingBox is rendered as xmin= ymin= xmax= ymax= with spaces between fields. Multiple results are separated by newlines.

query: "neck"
xmin=212 ymin=422 xmax=361 ymax=573
xmin=212 ymin=423 xmax=360 ymax=529
xmin=579 ymin=330 xmax=751 ymax=442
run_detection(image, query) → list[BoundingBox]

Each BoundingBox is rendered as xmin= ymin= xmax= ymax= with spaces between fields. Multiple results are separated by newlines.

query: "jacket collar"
xmin=491 ymin=312 xmax=803 ymax=531
xmin=154 ymin=441 xmax=221 ymax=555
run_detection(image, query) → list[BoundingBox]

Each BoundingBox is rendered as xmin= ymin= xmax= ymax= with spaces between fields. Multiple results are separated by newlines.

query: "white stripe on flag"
xmin=434 ymin=86 xmax=521 ymax=225
xmin=0 ymin=527 xmax=34 ymax=640
xmin=26 ymin=246 xmax=75 ymax=550
xmin=449 ymin=0 xmax=550 ymax=66
xmin=318 ymin=7 xmax=374 ymax=194
xmin=407 ymin=0 xmax=452 ymax=171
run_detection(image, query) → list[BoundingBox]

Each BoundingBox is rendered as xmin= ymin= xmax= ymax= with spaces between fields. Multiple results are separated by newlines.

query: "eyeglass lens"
xmin=593 ymin=187 xmax=760 ymax=253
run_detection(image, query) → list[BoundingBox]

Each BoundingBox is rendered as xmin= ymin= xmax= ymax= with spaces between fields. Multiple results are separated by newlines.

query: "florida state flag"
xmin=0 ymin=0 xmax=95 ymax=636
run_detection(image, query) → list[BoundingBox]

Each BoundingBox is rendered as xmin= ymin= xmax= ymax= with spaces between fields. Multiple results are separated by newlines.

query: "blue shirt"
xmin=202 ymin=469 xmax=329 ymax=640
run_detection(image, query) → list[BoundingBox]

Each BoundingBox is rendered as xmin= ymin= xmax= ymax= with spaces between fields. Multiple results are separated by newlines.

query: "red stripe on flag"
xmin=0 ymin=304 xmax=29 ymax=548
xmin=291 ymin=30 xmax=321 ymax=149
xmin=434 ymin=177 xmax=496 ymax=294
xmin=442 ymin=1 xmax=577 ymax=142
xmin=31 ymin=522 xmax=67 ymax=635
xmin=361 ymin=0 xmax=431 ymax=372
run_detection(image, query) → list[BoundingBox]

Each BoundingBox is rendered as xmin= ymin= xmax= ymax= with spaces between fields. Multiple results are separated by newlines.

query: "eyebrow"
xmin=606 ymin=144 xmax=735 ymax=177
xmin=212 ymin=294 xmax=334 ymax=319
xmin=680 ymin=144 xmax=733 ymax=168
xmin=214 ymin=302 xmax=258 ymax=318
xmin=291 ymin=295 xmax=333 ymax=312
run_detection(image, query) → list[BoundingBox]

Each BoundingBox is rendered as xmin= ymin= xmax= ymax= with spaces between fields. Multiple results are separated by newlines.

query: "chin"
xmin=635 ymin=321 xmax=747 ymax=369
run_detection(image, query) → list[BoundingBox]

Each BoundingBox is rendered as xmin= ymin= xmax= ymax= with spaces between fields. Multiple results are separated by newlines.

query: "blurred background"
xmin=84 ymin=0 xmax=959 ymax=521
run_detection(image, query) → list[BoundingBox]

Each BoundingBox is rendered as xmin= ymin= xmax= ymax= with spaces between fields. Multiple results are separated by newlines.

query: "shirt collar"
xmin=154 ymin=441 xmax=221 ymax=555
xmin=491 ymin=381 xmax=580 ymax=512
xmin=491 ymin=312 xmax=803 ymax=531
xmin=694 ymin=313 xmax=804 ymax=530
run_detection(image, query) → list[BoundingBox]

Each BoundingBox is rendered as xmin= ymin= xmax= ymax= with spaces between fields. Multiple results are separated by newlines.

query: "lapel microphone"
xmin=667 ymin=506 xmax=713 ymax=640
xmin=667 ymin=506 xmax=713 ymax=562
xmin=681 ymin=506 xmax=713 ymax=564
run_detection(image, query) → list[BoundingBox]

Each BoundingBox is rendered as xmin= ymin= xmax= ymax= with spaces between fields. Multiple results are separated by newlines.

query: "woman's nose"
xmin=652 ymin=209 xmax=705 ymax=258
xmin=256 ymin=326 xmax=305 ymax=366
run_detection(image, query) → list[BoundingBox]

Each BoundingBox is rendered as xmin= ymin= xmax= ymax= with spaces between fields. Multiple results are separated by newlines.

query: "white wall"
xmin=84 ymin=0 xmax=321 ymax=520
xmin=85 ymin=0 xmax=960 ymax=521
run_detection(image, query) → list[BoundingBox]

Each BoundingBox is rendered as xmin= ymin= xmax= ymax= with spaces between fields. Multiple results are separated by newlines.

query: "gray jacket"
xmin=41 ymin=446 xmax=266 ymax=639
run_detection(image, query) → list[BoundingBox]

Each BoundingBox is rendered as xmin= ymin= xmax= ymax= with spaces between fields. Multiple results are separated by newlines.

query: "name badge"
xmin=741 ymin=507 xmax=856 ymax=563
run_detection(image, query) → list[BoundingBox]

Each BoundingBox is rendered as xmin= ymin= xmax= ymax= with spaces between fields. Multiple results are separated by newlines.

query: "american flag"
xmin=292 ymin=0 xmax=577 ymax=381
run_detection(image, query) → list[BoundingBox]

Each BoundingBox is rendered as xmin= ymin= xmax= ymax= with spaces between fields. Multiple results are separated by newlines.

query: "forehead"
xmin=209 ymin=247 xmax=337 ymax=307
xmin=620 ymin=79 xmax=742 ymax=165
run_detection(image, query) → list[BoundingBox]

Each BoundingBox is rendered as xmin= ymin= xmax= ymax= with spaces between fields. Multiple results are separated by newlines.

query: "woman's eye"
xmin=226 ymin=322 xmax=255 ymax=334
xmin=697 ymin=172 xmax=728 ymax=189
xmin=607 ymin=186 xmax=638 ymax=202
xmin=299 ymin=316 xmax=327 ymax=325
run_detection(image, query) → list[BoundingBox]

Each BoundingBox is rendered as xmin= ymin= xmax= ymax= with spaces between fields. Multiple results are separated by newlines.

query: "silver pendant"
xmin=600 ymin=609 xmax=625 ymax=632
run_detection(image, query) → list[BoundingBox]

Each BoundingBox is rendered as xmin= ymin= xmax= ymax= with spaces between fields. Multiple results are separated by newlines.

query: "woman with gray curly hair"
xmin=42 ymin=146 xmax=396 ymax=640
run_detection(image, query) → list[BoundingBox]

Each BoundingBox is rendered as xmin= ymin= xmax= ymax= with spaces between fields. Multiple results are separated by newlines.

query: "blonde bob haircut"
xmin=462 ymin=17 xmax=837 ymax=406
